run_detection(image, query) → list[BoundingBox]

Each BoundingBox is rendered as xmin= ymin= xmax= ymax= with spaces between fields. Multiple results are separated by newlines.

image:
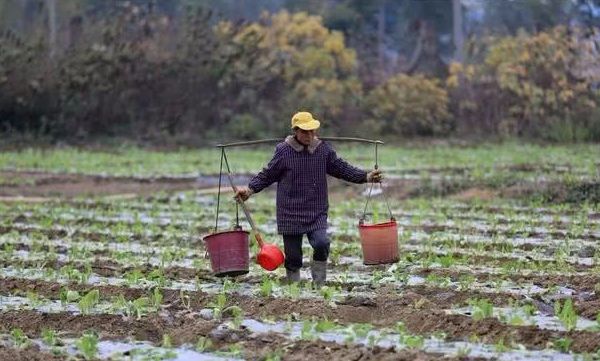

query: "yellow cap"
xmin=291 ymin=111 xmax=320 ymax=130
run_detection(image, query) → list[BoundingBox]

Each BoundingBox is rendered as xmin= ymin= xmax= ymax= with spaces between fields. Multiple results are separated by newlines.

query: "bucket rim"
xmin=358 ymin=219 xmax=397 ymax=229
xmin=203 ymin=229 xmax=250 ymax=240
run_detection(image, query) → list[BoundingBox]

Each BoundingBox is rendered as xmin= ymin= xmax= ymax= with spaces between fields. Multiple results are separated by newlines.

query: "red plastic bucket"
xmin=358 ymin=219 xmax=399 ymax=265
xmin=203 ymin=230 xmax=250 ymax=277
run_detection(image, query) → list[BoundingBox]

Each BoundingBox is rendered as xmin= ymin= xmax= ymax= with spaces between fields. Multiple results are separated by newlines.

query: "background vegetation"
xmin=1 ymin=0 xmax=599 ymax=145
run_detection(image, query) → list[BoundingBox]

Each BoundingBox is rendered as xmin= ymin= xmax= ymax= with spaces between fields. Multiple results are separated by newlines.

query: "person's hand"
xmin=366 ymin=169 xmax=383 ymax=183
xmin=234 ymin=186 xmax=253 ymax=202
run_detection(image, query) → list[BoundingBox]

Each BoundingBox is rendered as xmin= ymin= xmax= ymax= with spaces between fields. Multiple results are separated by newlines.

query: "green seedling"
xmin=226 ymin=305 xmax=244 ymax=329
xmin=301 ymin=319 xmax=316 ymax=341
xmin=76 ymin=331 xmax=99 ymax=360
xmin=147 ymin=269 xmax=168 ymax=287
xmin=78 ymin=289 xmax=100 ymax=315
xmin=132 ymin=297 xmax=151 ymax=319
xmin=195 ymin=336 xmax=213 ymax=352
xmin=42 ymin=328 xmax=60 ymax=346
xmin=216 ymin=343 xmax=244 ymax=357
xmin=10 ymin=328 xmax=30 ymax=348
xmin=263 ymin=349 xmax=284 ymax=361
xmin=468 ymin=298 xmax=494 ymax=320
xmin=494 ymin=337 xmax=512 ymax=352
xmin=396 ymin=322 xmax=424 ymax=349
xmin=521 ymin=303 xmax=537 ymax=318
xmin=162 ymin=334 xmax=173 ymax=348
xmin=286 ymin=282 xmax=301 ymax=299
xmin=458 ymin=275 xmax=476 ymax=291
xmin=26 ymin=291 xmax=45 ymax=308
xmin=553 ymin=337 xmax=573 ymax=352
xmin=319 ymin=285 xmax=339 ymax=301
xmin=209 ymin=293 xmax=242 ymax=323
xmin=150 ymin=287 xmax=163 ymax=308
xmin=402 ymin=334 xmax=425 ymax=349
xmin=180 ymin=290 xmax=191 ymax=309
xmin=124 ymin=269 xmax=145 ymax=286
xmin=314 ymin=318 xmax=336 ymax=332
xmin=425 ymin=274 xmax=451 ymax=287
xmin=222 ymin=279 xmax=239 ymax=294
xmin=260 ymin=276 xmax=275 ymax=297
xmin=456 ymin=346 xmax=472 ymax=357
xmin=554 ymin=298 xmax=578 ymax=331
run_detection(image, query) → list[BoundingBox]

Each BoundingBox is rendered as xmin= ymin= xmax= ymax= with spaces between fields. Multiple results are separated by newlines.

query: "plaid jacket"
xmin=249 ymin=136 xmax=367 ymax=235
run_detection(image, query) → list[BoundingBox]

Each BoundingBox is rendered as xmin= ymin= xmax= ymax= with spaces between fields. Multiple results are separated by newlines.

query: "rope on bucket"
xmin=213 ymin=148 xmax=241 ymax=233
xmin=360 ymin=142 xmax=394 ymax=224
xmin=214 ymin=147 xmax=225 ymax=233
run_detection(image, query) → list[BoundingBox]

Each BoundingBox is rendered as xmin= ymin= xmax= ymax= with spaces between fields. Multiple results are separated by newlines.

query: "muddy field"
xmin=1 ymin=163 xmax=600 ymax=360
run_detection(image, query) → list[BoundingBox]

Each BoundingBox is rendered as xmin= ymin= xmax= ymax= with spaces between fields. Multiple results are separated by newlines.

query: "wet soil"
xmin=417 ymin=268 xmax=600 ymax=294
xmin=0 ymin=344 xmax=67 ymax=361
xmin=0 ymin=310 xmax=476 ymax=361
xmin=0 ymin=277 xmax=519 ymax=311
xmin=1 ymin=294 xmax=600 ymax=354
xmin=4 ymin=277 xmax=600 ymax=353
xmin=0 ymin=170 xmax=202 ymax=198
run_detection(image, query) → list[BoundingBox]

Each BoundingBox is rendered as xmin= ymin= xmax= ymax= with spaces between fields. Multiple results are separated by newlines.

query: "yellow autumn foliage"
xmin=216 ymin=10 xmax=359 ymax=129
xmin=485 ymin=26 xmax=596 ymax=128
xmin=366 ymin=74 xmax=451 ymax=136
xmin=447 ymin=26 xmax=599 ymax=140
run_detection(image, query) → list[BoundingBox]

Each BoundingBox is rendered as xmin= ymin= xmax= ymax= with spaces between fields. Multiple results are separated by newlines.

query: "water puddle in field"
xmin=446 ymin=306 xmax=598 ymax=332
xmin=238 ymin=319 xmax=580 ymax=361
xmin=90 ymin=340 xmax=238 ymax=361
xmin=0 ymin=295 xmax=120 ymax=315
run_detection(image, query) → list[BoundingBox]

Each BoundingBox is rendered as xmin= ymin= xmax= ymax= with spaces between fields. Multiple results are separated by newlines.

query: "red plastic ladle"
xmin=224 ymin=173 xmax=284 ymax=271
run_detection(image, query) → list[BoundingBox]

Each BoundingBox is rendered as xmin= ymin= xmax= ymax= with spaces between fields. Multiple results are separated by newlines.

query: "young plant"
xmin=208 ymin=293 xmax=227 ymax=320
xmin=553 ymin=337 xmax=573 ymax=352
xmin=314 ymin=318 xmax=336 ymax=332
xmin=41 ymin=328 xmax=60 ymax=347
xmin=195 ymin=336 xmax=213 ymax=352
xmin=301 ymin=319 xmax=316 ymax=341
xmin=10 ymin=328 xmax=30 ymax=348
xmin=78 ymin=289 xmax=100 ymax=315
xmin=554 ymin=298 xmax=578 ymax=331
xmin=259 ymin=276 xmax=275 ymax=297
xmin=149 ymin=287 xmax=163 ymax=309
xmin=468 ymin=298 xmax=494 ymax=320
xmin=286 ymin=282 xmax=301 ymax=299
xmin=319 ymin=285 xmax=339 ymax=302
xmin=26 ymin=291 xmax=45 ymax=308
xmin=162 ymin=334 xmax=173 ymax=348
xmin=76 ymin=331 xmax=99 ymax=360
xmin=179 ymin=289 xmax=191 ymax=309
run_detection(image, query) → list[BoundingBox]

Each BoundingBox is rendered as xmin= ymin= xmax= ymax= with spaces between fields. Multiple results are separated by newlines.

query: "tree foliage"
xmin=366 ymin=74 xmax=451 ymax=136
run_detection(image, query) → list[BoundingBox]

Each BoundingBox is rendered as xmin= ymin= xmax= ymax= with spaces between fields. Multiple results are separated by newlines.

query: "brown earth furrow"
xmin=0 ymin=310 xmax=474 ymax=361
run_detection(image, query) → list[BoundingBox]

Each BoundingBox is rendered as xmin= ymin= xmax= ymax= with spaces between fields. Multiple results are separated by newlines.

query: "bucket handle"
xmin=360 ymin=143 xmax=394 ymax=225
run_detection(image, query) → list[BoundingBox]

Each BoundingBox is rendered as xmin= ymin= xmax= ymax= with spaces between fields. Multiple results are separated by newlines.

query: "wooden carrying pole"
xmin=216 ymin=137 xmax=383 ymax=148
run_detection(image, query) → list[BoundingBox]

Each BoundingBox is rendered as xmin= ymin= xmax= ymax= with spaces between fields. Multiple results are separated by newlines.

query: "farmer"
xmin=235 ymin=111 xmax=382 ymax=286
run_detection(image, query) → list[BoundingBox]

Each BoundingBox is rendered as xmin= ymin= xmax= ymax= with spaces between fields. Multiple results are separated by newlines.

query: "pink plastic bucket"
xmin=358 ymin=220 xmax=399 ymax=265
xmin=203 ymin=230 xmax=250 ymax=277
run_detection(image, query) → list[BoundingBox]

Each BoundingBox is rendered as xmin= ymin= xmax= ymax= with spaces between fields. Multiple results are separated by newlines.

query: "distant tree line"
xmin=0 ymin=0 xmax=599 ymax=144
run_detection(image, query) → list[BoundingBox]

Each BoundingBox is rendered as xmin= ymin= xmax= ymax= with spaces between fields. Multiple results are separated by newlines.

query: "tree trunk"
xmin=453 ymin=0 xmax=464 ymax=62
xmin=377 ymin=2 xmax=386 ymax=71
xmin=46 ymin=0 xmax=57 ymax=59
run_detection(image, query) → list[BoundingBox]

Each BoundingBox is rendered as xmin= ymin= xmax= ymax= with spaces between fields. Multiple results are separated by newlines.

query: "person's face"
xmin=294 ymin=127 xmax=316 ymax=145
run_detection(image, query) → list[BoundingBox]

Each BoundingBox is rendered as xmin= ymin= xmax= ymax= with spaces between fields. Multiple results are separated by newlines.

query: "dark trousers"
xmin=283 ymin=228 xmax=330 ymax=271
